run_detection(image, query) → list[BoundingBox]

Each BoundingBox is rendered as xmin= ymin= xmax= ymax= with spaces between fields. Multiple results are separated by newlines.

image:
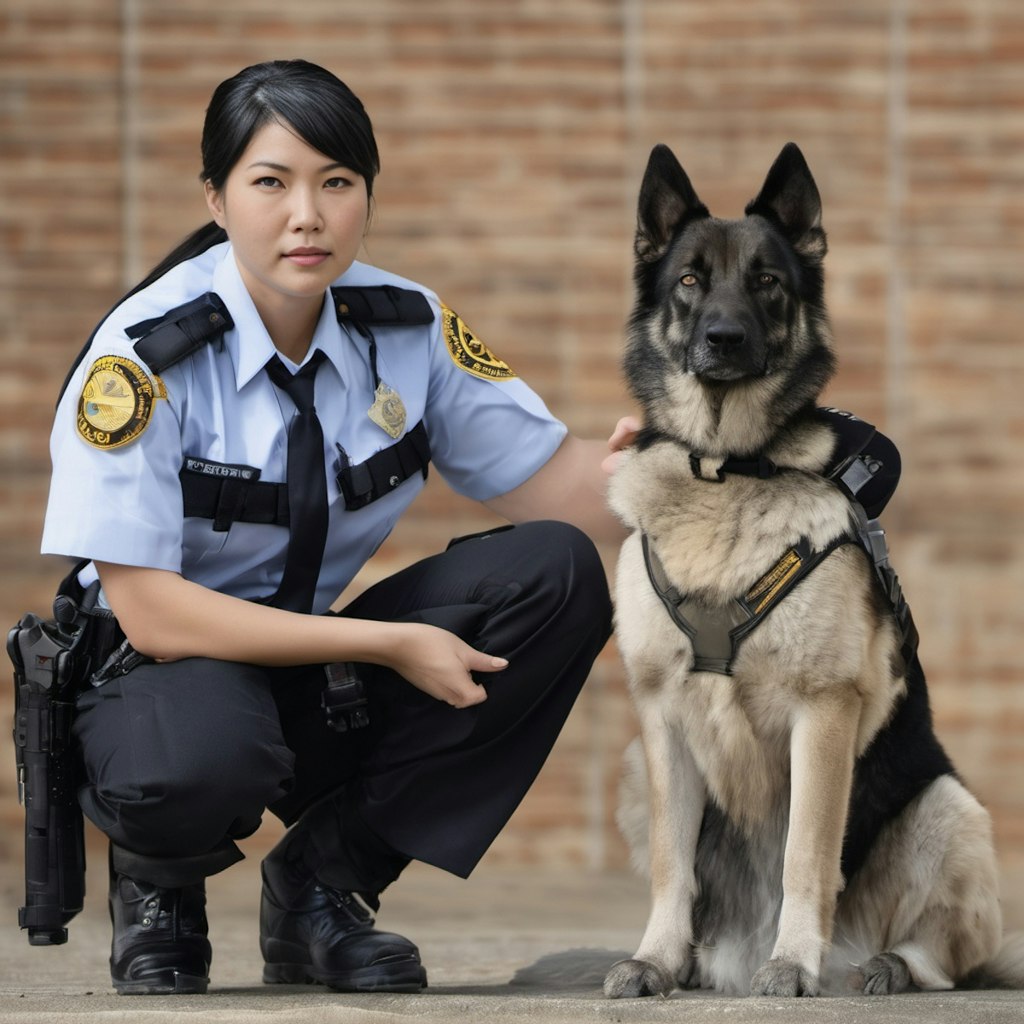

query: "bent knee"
xmin=517 ymin=518 xmax=609 ymax=590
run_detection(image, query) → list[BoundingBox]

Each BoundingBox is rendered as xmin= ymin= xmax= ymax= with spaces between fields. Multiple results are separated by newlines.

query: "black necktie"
xmin=266 ymin=350 xmax=328 ymax=613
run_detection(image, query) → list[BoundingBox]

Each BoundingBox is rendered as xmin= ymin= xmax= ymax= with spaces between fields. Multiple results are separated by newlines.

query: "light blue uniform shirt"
xmin=42 ymin=243 xmax=567 ymax=613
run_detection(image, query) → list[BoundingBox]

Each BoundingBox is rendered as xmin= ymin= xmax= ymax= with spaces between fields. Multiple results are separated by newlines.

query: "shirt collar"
xmin=212 ymin=246 xmax=348 ymax=390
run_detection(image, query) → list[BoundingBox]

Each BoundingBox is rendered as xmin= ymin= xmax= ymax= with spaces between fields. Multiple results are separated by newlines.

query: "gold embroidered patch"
xmin=76 ymin=355 xmax=158 ymax=450
xmin=746 ymin=548 xmax=803 ymax=614
xmin=441 ymin=305 xmax=516 ymax=381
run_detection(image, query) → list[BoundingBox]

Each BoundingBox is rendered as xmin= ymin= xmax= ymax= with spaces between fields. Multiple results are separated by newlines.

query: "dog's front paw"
xmin=858 ymin=952 xmax=911 ymax=995
xmin=604 ymin=958 xmax=674 ymax=998
xmin=750 ymin=958 xmax=818 ymax=997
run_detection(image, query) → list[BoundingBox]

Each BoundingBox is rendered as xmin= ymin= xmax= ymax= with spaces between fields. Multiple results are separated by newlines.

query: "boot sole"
xmin=114 ymin=971 xmax=210 ymax=995
xmin=263 ymin=956 xmax=427 ymax=993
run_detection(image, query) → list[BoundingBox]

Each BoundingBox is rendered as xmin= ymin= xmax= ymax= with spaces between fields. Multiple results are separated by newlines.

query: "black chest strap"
xmin=181 ymin=420 xmax=431 ymax=528
xmin=335 ymin=420 xmax=431 ymax=511
xmin=179 ymin=285 xmax=434 ymax=528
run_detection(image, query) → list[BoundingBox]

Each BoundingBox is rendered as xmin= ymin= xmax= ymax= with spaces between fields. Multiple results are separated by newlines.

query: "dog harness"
xmin=642 ymin=412 xmax=918 ymax=676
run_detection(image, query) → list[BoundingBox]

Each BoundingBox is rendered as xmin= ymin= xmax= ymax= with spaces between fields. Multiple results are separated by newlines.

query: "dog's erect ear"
xmin=745 ymin=143 xmax=827 ymax=258
xmin=635 ymin=144 xmax=710 ymax=263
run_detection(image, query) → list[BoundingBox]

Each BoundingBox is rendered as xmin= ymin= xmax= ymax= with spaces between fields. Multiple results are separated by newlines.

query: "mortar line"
xmin=886 ymin=0 xmax=910 ymax=451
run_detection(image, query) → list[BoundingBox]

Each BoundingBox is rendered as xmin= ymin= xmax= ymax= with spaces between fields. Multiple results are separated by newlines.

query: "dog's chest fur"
xmin=609 ymin=439 xmax=887 ymax=827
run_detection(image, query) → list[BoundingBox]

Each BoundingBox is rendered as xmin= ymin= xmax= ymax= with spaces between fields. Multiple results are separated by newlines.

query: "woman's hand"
xmin=94 ymin=563 xmax=505 ymax=702
xmin=382 ymin=623 xmax=506 ymax=708
xmin=601 ymin=415 xmax=642 ymax=474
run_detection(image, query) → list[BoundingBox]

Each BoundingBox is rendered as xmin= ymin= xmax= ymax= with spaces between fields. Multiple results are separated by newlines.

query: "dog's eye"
xmin=680 ymin=274 xmax=699 ymax=287
xmin=757 ymin=273 xmax=778 ymax=287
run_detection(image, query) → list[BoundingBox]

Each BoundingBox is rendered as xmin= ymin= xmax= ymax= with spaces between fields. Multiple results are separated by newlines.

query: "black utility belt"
xmin=180 ymin=421 xmax=431 ymax=529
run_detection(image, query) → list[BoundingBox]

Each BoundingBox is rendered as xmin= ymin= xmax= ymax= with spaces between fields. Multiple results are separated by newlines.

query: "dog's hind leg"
xmin=834 ymin=774 xmax=1002 ymax=994
xmin=750 ymin=689 xmax=860 ymax=997
xmin=604 ymin=705 xmax=706 ymax=998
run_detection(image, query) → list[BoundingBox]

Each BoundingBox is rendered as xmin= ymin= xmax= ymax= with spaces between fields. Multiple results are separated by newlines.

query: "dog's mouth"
xmin=688 ymin=345 xmax=770 ymax=383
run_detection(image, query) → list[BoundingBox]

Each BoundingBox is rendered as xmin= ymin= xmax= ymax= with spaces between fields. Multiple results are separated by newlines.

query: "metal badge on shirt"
xmin=367 ymin=381 xmax=407 ymax=439
xmin=76 ymin=355 xmax=163 ymax=450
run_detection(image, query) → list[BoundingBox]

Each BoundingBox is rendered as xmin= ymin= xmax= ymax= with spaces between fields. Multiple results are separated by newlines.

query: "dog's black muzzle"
xmin=689 ymin=315 xmax=768 ymax=382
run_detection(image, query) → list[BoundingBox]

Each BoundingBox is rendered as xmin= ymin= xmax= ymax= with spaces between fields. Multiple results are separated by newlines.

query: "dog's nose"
xmin=706 ymin=324 xmax=746 ymax=347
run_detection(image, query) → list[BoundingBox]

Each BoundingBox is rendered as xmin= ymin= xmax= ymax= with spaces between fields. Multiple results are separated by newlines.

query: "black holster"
xmin=7 ymin=562 xmax=122 ymax=945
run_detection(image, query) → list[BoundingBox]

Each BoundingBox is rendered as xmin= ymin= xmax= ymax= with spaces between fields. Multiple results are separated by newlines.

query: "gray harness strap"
xmin=642 ymin=504 xmax=917 ymax=677
xmin=642 ymin=532 xmax=853 ymax=675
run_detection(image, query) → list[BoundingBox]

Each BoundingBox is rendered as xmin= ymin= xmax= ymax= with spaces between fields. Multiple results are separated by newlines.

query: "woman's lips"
xmin=285 ymin=248 xmax=330 ymax=267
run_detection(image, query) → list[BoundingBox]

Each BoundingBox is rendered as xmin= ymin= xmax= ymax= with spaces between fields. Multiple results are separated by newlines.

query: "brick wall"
xmin=2 ymin=0 xmax=1021 ymax=880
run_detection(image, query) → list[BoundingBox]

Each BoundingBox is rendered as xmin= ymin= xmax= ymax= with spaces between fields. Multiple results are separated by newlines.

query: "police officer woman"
xmin=41 ymin=60 xmax=622 ymax=995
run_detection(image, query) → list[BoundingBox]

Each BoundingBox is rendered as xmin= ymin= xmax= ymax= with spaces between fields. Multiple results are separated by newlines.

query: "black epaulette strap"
xmin=127 ymin=293 xmax=234 ymax=373
xmin=55 ymin=291 xmax=233 ymax=406
xmin=331 ymin=285 xmax=434 ymax=327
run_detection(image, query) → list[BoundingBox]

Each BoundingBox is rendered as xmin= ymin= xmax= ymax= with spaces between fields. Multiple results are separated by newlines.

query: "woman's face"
xmin=204 ymin=119 xmax=369 ymax=319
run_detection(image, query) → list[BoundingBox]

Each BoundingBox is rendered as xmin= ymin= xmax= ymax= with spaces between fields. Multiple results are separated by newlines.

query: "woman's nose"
xmin=289 ymin=188 xmax=323 ymax=231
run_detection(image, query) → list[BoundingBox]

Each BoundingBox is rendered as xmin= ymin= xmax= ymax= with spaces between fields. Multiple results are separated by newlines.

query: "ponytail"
xmin=123 ymin=221 xmax=228 ymax=302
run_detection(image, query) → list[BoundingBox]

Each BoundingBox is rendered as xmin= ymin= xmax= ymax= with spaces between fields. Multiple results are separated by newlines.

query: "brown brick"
xmin=1 ymin=0 xmax=1021 ymax=871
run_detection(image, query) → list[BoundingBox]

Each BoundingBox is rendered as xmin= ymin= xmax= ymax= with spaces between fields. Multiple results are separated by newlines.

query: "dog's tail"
xmin=962 ymin=933 xmax=1024 ymax=989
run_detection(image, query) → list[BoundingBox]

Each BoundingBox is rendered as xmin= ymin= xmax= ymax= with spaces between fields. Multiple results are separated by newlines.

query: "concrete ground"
xmin=0 ymin=851 xmax=1021 ymax=1024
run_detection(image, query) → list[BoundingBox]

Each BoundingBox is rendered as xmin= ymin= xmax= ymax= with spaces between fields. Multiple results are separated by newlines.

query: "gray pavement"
xmin=0 ymin=851 xmax=1021 ymax=1023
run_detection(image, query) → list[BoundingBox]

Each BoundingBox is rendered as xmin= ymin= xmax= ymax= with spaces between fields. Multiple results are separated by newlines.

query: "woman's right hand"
xmin=94 ymin=563 xmax=504 ymax=709
xmin=381 ymin=622 xmax=506 ymax=708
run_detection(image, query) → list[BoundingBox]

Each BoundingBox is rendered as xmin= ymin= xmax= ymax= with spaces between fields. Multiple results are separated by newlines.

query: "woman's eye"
xmin=680 ymin=274 xmax=699 ymax=287
xmin=254 ymin=176 xmax=282 ymax=188
xmin=324 ymin=177 xmax=351 ymax=190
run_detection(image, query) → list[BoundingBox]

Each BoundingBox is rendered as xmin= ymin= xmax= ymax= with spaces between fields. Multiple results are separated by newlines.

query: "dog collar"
xmin=689 ymin=453 xmax=778 ymax=483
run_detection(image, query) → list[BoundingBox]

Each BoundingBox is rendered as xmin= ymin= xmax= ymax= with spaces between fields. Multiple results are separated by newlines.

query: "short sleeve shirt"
xmin=42 ymin=243 xmax=567 ymax=613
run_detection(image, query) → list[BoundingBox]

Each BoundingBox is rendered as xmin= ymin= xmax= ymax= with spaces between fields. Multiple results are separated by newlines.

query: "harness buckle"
xmin=689 ymin=453 xmax=726 ymax=483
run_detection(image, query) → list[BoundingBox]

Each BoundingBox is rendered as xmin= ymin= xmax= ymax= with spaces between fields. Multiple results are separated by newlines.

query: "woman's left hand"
xmin=601 ymin=415 xmax=642 ymax=474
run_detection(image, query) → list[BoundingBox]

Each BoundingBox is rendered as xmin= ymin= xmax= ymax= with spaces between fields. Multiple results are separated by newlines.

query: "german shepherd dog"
xmin=604 ymin=143 xmax=1023 ymax=998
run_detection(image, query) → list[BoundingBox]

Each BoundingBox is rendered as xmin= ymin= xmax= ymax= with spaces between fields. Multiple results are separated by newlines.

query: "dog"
xmin=603 ymin=142 xmax=1023 ymax=998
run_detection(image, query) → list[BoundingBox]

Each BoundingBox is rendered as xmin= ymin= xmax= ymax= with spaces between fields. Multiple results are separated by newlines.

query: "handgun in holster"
xmin=7 ymin=570 xmax=119 ymax=945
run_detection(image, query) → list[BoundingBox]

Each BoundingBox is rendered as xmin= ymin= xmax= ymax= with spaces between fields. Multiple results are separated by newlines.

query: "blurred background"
xmin=1 ymin=0 xmax=1021 ymax=906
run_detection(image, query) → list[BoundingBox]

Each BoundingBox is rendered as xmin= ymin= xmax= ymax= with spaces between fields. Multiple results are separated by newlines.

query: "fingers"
xmin=445 ymin=681 xmax=488 ymax=709
xmin=444 ymin=650 xmax=506 ymax=709
xmin=603 ymin=415 xmax=642 ymax=474
xmin=466 ymin=651 xmax=509 ymax=674
xmin=607 ymin=414 xmax=642 ymax=452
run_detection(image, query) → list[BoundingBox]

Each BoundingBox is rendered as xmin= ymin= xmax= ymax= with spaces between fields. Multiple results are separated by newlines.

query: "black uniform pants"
xmin=73 ymin=521 xmax=612 ymax=890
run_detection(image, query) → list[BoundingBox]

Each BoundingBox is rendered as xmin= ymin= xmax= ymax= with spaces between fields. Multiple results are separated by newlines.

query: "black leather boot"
xmin=109 ymin=868 xmax=211 ymax=995
xmin=260 ymin=857 xmax=426 ymax=992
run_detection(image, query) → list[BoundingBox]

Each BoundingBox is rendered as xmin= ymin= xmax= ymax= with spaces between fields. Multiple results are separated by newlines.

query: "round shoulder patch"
xmin=440 ymin=305 xmax=517 ymax=381
xmin=77 ymin=355 xmax=157 ymax=450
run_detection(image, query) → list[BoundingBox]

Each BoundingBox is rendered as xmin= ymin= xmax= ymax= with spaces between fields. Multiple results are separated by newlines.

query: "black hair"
xmin=128 ymin=60 xmax=379 ymax=297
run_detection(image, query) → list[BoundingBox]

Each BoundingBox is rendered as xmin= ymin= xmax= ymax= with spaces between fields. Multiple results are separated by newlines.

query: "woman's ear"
xmin=204 ymin=180 xmax=226 ymax=228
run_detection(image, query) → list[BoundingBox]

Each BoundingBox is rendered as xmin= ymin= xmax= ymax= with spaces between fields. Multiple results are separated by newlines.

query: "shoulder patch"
xmin=440 ymin=305 xmax=517 ymax=381
xmin=76 ymin=355 xmax=158 ymax=450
